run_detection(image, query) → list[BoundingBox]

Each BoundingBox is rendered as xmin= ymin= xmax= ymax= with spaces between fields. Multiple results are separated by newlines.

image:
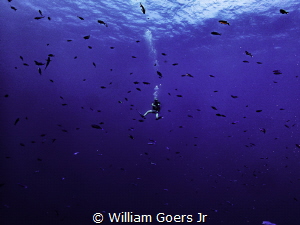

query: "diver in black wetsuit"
xmin=143 ymin=99 xmax=162 ymax=120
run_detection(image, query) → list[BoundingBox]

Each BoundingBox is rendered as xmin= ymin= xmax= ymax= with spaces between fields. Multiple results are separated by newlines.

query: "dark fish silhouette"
xmin=231 ymin=95 xmax=238 ymax=98
xmin=14 ymin=118 xmax=20 ymax=125
xmin=211 ymin=106 xmax=217 ymax=110
xmin=20 ymin=56 xmax=24 ymax=61
xmin=143 ymin=82 xmax=150 ymax=85
xmin=245 ymin=51 xmax=253 ymax=57
xmin=34 ymin=61 xmax=44 ymax=66
xmin=296 ymin=144 xmax=300 ymax=149
xmin=38 ymin=68 xmax=42 ymax=75
xmin=48 ymin=54 xmax=55 ymax=57
xmin=172 ymin=63 xmax=178 ymax=66
xmin=11 ymin=6 xmax=17 ymax=11
xmin=256 ymin=110 xmax=262 ymax=112
xmin=176 ymin=95 xmax=183 ymax=97
xmin=129 ymin=135 xmax=134 ymax=139
xmin=34 ymin=16 xmax=45 ymax=20
xmin=77 ymin=16 xmax=84 ymax=20
xmin=133 ymin=81 xmax=139 ymax=84
xmin=162 ymin=53 xmax=167 ymax=56
xmin=67 ymin=40 xmax=72 ymax=42
xmin=83 ymin=35 xmax=90 ymax=39
xmin=23 ymin=63 xmax=29 ymax=66
xmin=219 ymin=20 xmax=230 ymax=25
xmin=136 ymin=88 xmax=141 ymax=91
xmin=45 ymin=57 xmax=51 ymax=70
xmin=100 ymin=86 xmax=106 ymax=89
xmin=280 ymin=9 xmax=289 ymax=14
xmin=256 ymin=62 xmax=262 ymax=64
xmin=211 ymin=32 xmax=221 ymax=35
xmin=157 ymin=71 xmax=162 ymax=78
xmin=243 ymin=60 xmax=249 ymax=63
xmin=91 ymin=124 xmax=102 ymax=129
xmin=259 ymin=128 xmax=266 ymax=134
xmin=209 ymin=75 xmax=215 ymax=77
xmin=140 ymin=3 xmax=146 ymax=14
xmin=38 ymin=10 xmax=43 ymax=16
xmin=88 ymin=46 xmax=92 ymax=49
xmin=92 ymin=62 xmax=96 ymax=67
xmin=48 ymin=17 xmax=51 ymax=20
xmin=97 ymin=20 xmax=108 ymax=27
xmin=273 ymin=70 xmax=282 ymax=75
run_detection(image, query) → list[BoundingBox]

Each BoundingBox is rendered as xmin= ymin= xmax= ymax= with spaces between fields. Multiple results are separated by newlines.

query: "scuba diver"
xmin=142 ymin=99 xmax=163 ymax=120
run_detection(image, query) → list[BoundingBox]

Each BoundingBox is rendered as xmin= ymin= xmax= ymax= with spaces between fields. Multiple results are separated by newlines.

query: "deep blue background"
xmin=1 ymin=1 xmax=299 ymax=224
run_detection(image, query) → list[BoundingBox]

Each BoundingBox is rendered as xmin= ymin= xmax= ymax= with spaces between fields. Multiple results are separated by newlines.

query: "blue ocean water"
xmin=1 ymin=0 xmax=299 ymax=224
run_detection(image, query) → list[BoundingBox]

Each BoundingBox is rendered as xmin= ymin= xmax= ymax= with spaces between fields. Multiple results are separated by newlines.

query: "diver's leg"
xmin=143 ymin=110 xmax=153 ymax=117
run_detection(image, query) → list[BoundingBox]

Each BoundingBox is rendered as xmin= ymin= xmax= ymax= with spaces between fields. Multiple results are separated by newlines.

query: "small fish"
xmin=256 ymin=62 xmax=262 ymax=64
xmin=243 ymin=60 xmax=249 ymax=63
xmin=88 ymin=46 xmax=92 ymax=49
xmin=161 ymin=53 xmax=167 ymax=56
xmin=143 ymin=82 xmax=150 ymax=85
xmin=256 ymin=110 xmax=262 ymax=112
xmin=157 ymin=71 xmax=162 ymax=78
xmin=77 ymin=16 xmax=84 ymax=20
xmin=280 ymin=9 xmax=289 ymax=14
xmin=93 ymin=62 xmax=96 ymax=67
xmin=110 ymin=47 xmax=115 ymax=49
xmin=10 ymin=6 xmax=17 ymax=11
xmin=129 ymin=135 xmax=134 ymax=139
xmin=176 ymin=95 xmax=183 ymax=97
xmin=47 ymin=17 xmax=51 ymax=20
xmin=67 ymin=40 xmax=72 ymax=42
xmin=61 ymin=104 xmax=67 ymax=106
xmin=172 ymin=63 xmax=178 ymax=66
xmin=38 ymin=68 xmax=42 ymax=75
xmin=132 ymin=56 xmax=137 ymax=58
xmin=23 ymin=63 xmax=29 ymax=66
xmin=140 ymin=3 xmax=146 ymax=14
xmin=34 ymin=16 xmax=45 ymax=20
xmin=209 ymin=75 xmax=215 ymax=77
xmin=45 ymin=57 xmax=51 ymax=70
xmin=91 ymin=124 xmax=102 ymax=129
xmin=211 ymin=32 xmax=221 ymax=35
xmin=219 ymin=20 xmax=230 ymax=25
xmin=14 ymin=118 xmax=20 ymax=125
xmin=8 ymin=0 xmax=12 ymax=2
xmin=34 ymin=60 xmax=44 ymax=66
xmin=20 ymin=56 xmax=24 ymax=61
xmin=296 ymin=144 xmax=300 ymax=149
xmin=83 ymin=35 xmax=90 ymax=39
xmin=231 ymin=95 xmax=238 ymax=98
xmin=49 ymin=79 xmax=54 ymax=82
xmin=211 ymin=106 xmax=217 ymax=110
xmin=100 ymin=86 xmax=106 ymax=89
xmin=97 ymin=20 xmax=108 ymax=27
xmin=48 ymin=54 xmax=55 ymax=57
xmin=245 ymin=51 xmax=253 ymax=57
xmin=38 ymin=10 xmax=43 ymax=16
xmin=136 ymin=88 xmax=141 ymax=91
xmin=133 ymin=81 xmax=139 ymax=84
